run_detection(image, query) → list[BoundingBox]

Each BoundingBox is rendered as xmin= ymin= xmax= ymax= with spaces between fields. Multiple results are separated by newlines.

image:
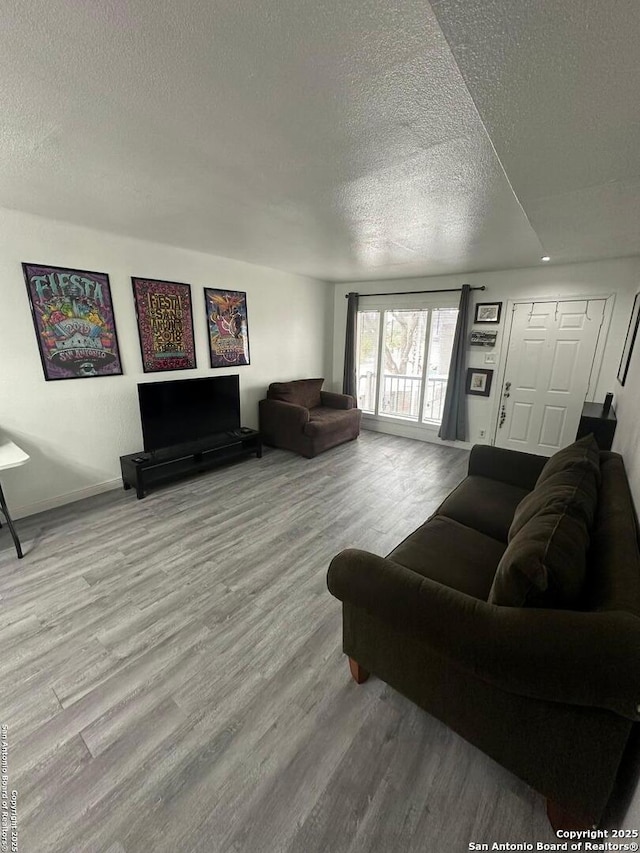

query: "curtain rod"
xmin=345 ymin=285 xmax=486 ymax=298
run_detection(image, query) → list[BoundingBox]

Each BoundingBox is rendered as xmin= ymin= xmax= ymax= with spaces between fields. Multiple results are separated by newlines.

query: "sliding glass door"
xmin=356 ymin=305 xmax=457 ymax=425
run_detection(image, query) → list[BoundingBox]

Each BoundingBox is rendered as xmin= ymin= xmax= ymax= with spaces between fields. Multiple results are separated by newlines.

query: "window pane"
xmin=380 ymin=310 xmax=428 ymax=420
xmin=422 ymin=308 xmax=458 ymax=423
xmin=356 ymin=311 xmax=380 ymax=413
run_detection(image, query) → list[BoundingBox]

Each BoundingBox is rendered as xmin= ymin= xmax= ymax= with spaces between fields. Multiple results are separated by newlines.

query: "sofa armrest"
xmin=320 ymin=390 xmax=355 ymax=410
xmin=327 ymin=548 xmax=640 ymax=720
xmin=468 ymin=445 xmax=546 ymax=490
xmin=259 ymin=398 xmax=310 ymax=430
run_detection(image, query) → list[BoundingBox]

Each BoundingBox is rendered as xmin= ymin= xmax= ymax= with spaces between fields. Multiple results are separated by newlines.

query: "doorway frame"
xmin=490 ymin=292 xmax=615 ymax=447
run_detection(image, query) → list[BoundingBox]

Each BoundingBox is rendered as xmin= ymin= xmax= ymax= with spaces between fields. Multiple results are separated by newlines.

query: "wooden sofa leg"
xmin=546 ymin=799 xmax=596 ymax=833
xmin=348 ymin=657 xmax=370 ymax=684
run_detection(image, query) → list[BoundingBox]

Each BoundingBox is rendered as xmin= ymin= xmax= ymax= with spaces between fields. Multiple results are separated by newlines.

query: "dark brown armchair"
xmin=259 ymin=378 xmax=361 ymax=458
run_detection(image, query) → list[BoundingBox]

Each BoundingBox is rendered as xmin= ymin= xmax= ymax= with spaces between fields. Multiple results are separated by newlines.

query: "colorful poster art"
xmin=132 ymin=278 xmax=196 ymax=373
xmin=22 ymin=263 xmax=123 ymax=380
xmin=204 ymin=288 xmax=250 ymax=368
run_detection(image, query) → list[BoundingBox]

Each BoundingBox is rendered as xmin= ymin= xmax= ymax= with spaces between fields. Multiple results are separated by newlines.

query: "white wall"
xmin=604 ymin=283 xmax=640 ymax=830
xmin=613 ymin=292 xmax=640 ymax=507
xmin=0 ymin=207 xmax=333 ymax=517
xmin=332 ymin=258 xmax=640 ymax=447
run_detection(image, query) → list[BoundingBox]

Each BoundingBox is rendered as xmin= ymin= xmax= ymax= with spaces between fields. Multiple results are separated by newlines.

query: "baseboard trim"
xmin=362 ymin=419 xmax=474 ymax=450
xmin=12 ymin=427 xmax=473 ymax=519
xmin=13 ymin=477 xmax=122 ymax=520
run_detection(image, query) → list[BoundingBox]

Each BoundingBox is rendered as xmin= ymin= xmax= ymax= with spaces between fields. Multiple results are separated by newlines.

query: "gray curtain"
xmin=438 ymin=284 xmax=471 ymax=441
xmin=343 ymin=292 xmax=359 ymax=398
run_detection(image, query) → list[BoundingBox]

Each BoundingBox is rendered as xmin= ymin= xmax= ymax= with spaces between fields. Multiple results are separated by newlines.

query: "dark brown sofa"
xmin=327 ymin=437 xmax=640 ymax=830
xmin=259 ymin=378 xmax=361 ymax=458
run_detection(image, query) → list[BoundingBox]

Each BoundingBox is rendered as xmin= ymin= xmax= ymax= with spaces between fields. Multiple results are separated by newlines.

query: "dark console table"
xmin=576 ymin=402 xmax=617 ymax=451
xmin=120 ymin=429 xmax=262 ymax=499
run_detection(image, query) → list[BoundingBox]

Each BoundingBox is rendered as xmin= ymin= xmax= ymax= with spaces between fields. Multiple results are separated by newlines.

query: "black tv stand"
xmin=120 ymin=429 xmax=262 ymax=499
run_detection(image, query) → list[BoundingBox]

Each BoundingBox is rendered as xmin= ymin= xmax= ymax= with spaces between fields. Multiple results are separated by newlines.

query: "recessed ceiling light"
xmin=541 ymin=255 xmax=551 ymax=262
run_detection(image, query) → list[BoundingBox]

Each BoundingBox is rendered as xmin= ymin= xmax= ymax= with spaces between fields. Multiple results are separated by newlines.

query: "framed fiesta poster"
xmin=204 ymin=288 xmax=250 ymax=368
xmin=132 ymin=278 xmax=196 ymax=372
xmin=22 ymin=262 xmax=123 ymax=380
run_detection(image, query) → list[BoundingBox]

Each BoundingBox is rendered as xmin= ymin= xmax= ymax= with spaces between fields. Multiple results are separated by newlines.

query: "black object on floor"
xmin=576 ymin=401 xmax=617 ymax=450
xmin=0 ymin=481 xmax=23 ymax=558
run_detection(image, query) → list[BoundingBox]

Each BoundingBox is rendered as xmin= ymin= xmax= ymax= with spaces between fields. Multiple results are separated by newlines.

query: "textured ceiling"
xmin=0 ymin=1 xmax=638 ymax=281
xmin=430 ymin=0 xmax=640 ymax=266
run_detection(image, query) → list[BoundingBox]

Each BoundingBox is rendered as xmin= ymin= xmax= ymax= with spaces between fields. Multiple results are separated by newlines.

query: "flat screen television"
xmin=138 ymin=375 xmax=241 ymax=452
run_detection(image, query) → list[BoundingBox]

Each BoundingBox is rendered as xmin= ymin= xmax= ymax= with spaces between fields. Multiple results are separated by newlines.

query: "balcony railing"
xmin=421 ymin=376 xmax=447 ymax=422
xmin=358 ymin=372 xmax=448 ymax=423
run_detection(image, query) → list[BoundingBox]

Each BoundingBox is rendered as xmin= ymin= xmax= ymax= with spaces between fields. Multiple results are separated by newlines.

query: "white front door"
xmin=494 ymin=300 xmax=606 ymax=456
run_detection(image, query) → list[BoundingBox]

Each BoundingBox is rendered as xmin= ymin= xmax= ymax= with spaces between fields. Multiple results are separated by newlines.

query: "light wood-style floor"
xmin=1 ymin=431 xmax=561 ymax=853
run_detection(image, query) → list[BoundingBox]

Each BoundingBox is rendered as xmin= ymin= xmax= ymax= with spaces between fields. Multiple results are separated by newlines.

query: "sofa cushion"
xmin=268 ymin=378 xmax=324 ymax=409
xmin=303 ymin=406 xmax=359 ymax=438
xmin=388 ymin=515 xmax=507 ymax=600
xmin=488 ymin=507 xmax=590 ymax=608
xmin=583 ymin=453 xmax=640 ymax=615
xmin=536 ymin=433 xmax=601 ymax=487
xmin=510 ymin=461 xmax=600 ymax=541
xmin=489 ymin=438 xmax=602 ymax=607
xmin=437 ymin=475 xmax=530 ymax=542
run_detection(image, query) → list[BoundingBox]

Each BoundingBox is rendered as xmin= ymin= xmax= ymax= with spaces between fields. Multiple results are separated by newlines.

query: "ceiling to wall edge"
xmin=427 ymin=19 xmax=548 ymax=268
xmin=4 ymin=202 xmax=639 ymax=293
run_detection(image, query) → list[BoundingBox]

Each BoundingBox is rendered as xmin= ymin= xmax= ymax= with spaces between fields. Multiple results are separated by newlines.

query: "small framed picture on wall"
xmin=466 ymin=368 xmax=493 ymax=397
xmin=474 ymin=302 xmax=502 ymax=323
